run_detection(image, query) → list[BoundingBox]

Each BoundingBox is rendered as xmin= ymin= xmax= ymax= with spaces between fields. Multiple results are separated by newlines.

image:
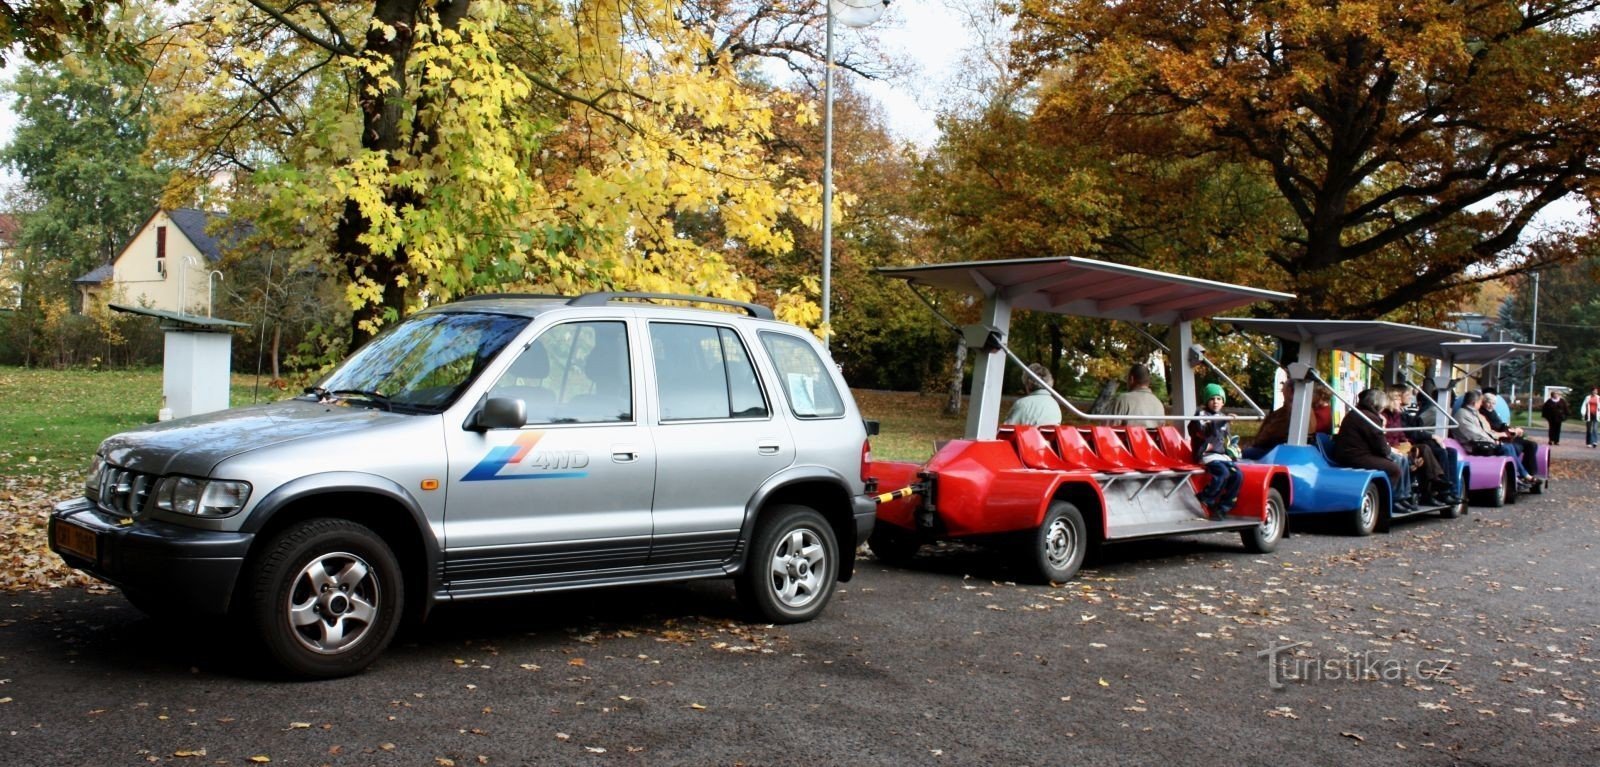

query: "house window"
xmin=156 ymin=226 xmax=167 ymax=278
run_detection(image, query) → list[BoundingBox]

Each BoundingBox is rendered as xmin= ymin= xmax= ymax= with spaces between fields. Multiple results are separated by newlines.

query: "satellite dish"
xmin=831 ymin=0 xmax=888 ymax=29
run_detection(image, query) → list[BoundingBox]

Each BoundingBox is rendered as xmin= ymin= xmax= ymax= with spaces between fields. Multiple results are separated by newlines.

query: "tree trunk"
xmin=944 ymin=336 xmax=967 ymax=416
xmin=1089 ymin=379 xmax=1120 ymax=415
xmin=270 ymin=323 xmax=281 ymax=381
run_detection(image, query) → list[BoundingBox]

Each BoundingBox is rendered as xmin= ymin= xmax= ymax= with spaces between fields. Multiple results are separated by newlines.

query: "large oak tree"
xmin=1014 ymin=0 xmax=1600 ymax=317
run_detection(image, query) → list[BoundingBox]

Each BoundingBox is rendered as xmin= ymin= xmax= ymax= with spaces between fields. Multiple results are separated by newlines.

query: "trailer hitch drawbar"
xmin=873 ymin=484 xmax=925 ymax=504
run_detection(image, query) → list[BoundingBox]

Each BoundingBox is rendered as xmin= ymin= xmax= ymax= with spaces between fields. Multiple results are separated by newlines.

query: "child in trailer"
xmin=1188 ymin=383 xmax=1242 ymax=519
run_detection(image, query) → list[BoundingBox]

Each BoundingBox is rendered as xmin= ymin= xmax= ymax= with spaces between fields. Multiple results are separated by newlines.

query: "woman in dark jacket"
xmin=1333 ymin=389 xmax=1414 ymax=510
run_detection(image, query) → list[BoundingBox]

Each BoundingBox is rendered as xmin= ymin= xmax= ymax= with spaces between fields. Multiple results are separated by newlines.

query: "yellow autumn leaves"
xmin=147 ymin=0 xmax=828 ymax=333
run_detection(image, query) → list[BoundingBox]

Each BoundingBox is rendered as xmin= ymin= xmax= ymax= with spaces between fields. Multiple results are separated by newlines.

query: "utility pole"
xmin=1529 ymin=272 xmax=1540 ymax=426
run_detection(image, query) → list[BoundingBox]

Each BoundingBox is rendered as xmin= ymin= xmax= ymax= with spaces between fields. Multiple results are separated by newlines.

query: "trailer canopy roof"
xmin=1218 ymin=318 xmax=1475 ymax=357
xmin=1438 ymin=341 xmax=1555 ymax=365
xmin=878 ymin=257 xmax=1293 ymax=325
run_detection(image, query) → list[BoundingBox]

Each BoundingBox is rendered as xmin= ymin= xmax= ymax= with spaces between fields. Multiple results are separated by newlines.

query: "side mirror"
xmin=863 ymin=419 xmax=881 ymax=436
xmin=470 ymin=397 xmax=526 ymax=431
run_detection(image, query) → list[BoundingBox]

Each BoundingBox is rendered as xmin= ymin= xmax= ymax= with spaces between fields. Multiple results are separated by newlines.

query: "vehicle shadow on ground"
xmin=7 ymin=580 xmax=753 ymax=682
xmin=875 ymin=533 xmax=1259 ymax=584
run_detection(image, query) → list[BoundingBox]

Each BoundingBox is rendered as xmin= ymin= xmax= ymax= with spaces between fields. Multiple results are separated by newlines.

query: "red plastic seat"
xmin=1002 ymin=425 xmax=1072 ymax=471
xmin=1051 ymin=426 xmax=1126 ymax=473
xmin=1156 ymin=426 xmax=1202 ymax=470
xmin=1124 ymin=425 xmax=1185 ymax=471
xmin=1089 ymin=426 xmax=1141 ymax=471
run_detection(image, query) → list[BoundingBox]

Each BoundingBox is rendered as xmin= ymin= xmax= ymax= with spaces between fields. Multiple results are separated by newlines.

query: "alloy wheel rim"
xmin=770 ymin=528 xmax=826 ymax=609
xmin=287 ymin=551 xmax=380 ymax=655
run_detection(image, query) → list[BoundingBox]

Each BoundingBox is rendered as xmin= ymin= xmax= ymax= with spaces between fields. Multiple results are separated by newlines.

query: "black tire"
xmin=1242 ymin=489 xmax=1286 ymax=553
xmin=245 ymin=518 xmax=404 ymax=679
xmin=737 ymin=505 xmax=839 ymax=624
xmin=1440 ymin=493 xmax=1465 ymax=518
xmin=1350 ymin=483 xmax=1380 ymax=537
xmin=1025 ymin=501 xmax=1087 ymax=584
xmin=867 ymin=524 xmax=921 ymax=567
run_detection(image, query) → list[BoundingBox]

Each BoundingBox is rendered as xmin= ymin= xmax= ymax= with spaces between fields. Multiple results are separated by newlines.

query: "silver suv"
xmin=50 ymin=293 xmax=875 ymax=678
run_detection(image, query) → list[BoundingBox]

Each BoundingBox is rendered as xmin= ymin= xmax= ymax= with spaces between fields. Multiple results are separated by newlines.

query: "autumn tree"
xmin=1014 ymin=0 xmax=1600 ymax=318
xmin=151 ymin=0 xmax=825 ymax=348
xmin=1 ymin=19 xmax=168 ymax=364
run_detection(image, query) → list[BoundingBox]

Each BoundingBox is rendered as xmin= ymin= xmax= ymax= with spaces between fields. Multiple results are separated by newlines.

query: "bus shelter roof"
xmin=1217 ymin=318 xmax=1476 ymax=357
xmin=1438 ymin=341 xmax=1555 ymax=365
xmin=877 ymin=257 xmax=1293 ymax=325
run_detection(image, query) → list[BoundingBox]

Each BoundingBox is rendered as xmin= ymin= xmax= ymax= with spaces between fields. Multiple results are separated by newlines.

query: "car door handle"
xmin=612 ymin=445 xmax=639 ymax=463
xmin=758 ymin=442 xmax=782 ymax=455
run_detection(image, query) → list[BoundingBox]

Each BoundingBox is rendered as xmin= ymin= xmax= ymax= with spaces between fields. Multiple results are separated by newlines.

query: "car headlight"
xmin=154 ymin=477 xmax=252 ymax=518
xmin=85 ymin=456 xmax=107 ymax=500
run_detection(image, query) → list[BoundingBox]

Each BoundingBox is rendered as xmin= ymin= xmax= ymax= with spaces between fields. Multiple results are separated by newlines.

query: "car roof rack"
xmin=452 ymin=293 xmax=569 ymax=302
xmin=567 ymin=292 xmax=775 ymax=320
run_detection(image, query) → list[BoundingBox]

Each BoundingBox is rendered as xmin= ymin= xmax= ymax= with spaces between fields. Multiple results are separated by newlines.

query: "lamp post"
xmin=821 ymin=0 xmax=887 ymax=348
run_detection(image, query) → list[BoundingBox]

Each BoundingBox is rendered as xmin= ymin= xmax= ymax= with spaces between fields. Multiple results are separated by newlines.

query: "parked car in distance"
xmin=50 ymin=293 xmax=875 ymax=678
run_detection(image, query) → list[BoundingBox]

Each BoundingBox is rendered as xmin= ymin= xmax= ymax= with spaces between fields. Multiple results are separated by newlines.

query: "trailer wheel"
xmin=1242 ymin=489 xmax=1286 ymax=553
xmin=1480 ymin=465 xmax=1513 ymax=508
xmin=1350 ymin=484 xmax=1380 ymax=537
xmin=867 ymin=524 xmax=921 ymax=567
xmin=1026 ymin=501 xmax=1087 ymax=584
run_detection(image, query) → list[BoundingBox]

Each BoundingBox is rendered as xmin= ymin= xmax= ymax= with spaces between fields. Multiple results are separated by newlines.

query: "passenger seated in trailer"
xmin=1392 ymin=385 xmax=1461 ymax=505
xmin=1188 ymin=383 xmax=1241 ymax=518
xmin=1004 ymin=362 xmax=1062 ymax=426
xmin=1334 ymin=389 xmax=1417 ymax=511
xmin=1311 ymin=387 xmax=1334 ymax=435
xmin=1480 ymin=388 xmax=1537 ymax=477
xmin=1383 ymin=385 xmax=1455 ymax=506
xmin=1108 ymin=363 xmax=1165 ymax=428
xmin=1242 ymin=379 xmax=1295 ymax=460
xmin=1452 ymin=391 xmax=1534 ymax=489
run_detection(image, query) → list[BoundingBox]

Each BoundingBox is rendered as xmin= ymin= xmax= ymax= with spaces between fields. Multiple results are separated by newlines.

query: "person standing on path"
xmin=1541 ymin=390 xmax=1570 ymax=446
xmin=1584 ymin=387 xmax=1600 ymax=448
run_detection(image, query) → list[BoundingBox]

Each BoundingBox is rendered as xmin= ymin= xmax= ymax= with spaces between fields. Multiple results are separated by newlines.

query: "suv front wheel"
xmin=245 ymin=518 xmax=404 ymax=679
xmin=738 ymin=505 xmax=838 ymax=623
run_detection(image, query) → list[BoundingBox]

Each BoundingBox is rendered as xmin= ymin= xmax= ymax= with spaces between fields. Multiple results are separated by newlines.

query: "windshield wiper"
xmin=327 ymin=389 xmax=393 ymax=411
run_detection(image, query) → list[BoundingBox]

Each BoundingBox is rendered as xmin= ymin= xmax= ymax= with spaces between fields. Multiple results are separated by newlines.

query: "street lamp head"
xmin=832 ymin=0 xmax=888 ymax=29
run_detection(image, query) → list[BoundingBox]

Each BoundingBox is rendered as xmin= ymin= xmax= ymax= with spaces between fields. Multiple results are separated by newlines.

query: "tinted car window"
xmin=315 ymin=311 xmax=528 ymax=412
xmin=490 ymin=321 xmax=632 ymax=423
xmin=759 ymin=332 xmax=845 ymax=418
xmin=651 ymin=323 xmax=769 ymax=421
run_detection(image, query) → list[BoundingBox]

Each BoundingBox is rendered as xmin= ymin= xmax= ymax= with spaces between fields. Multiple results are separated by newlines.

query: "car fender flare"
xmin=240 ymin=472 xmax=443 ymax=604
xmin=734 ymin=465 xmax=858 ymax=574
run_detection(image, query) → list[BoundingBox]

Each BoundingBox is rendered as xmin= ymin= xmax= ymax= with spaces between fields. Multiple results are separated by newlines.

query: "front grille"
xmin=97 ymin=465 xmax=156 ymax=517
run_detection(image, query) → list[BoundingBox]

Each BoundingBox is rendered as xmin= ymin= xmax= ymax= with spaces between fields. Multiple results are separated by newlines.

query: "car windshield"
xmin=310 ymin=311 xmax=529 ymax=413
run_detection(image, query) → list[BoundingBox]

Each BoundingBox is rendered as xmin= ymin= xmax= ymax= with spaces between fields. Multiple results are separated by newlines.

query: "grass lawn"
xmin=0 ymin=367 xmax=271 ymax=481
xmin=0 ymin=367 xmax=282 ymax=590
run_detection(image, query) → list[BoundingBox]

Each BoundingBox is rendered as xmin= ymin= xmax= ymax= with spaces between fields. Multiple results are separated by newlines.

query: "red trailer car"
xmin=865 ymin=257 xmax=1295 ymax=583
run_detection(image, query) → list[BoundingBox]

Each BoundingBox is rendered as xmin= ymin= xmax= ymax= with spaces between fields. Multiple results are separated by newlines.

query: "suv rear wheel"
xmin=738 ymin=505 xmax=838 ymax=623
xmin=245 ymin=518 xmax=403 ymax=679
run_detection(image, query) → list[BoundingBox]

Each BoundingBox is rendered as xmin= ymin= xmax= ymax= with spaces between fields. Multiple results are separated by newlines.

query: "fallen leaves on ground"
xmin=0 ymin=473 xmax=99 ymax=591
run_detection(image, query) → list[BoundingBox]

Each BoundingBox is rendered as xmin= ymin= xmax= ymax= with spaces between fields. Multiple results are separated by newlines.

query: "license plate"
xmin=54 ymin=519 xmax=97 ymax=561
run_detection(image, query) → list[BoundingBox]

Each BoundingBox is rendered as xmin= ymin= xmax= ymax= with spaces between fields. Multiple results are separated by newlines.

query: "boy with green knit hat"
xmin=1188 ymin=382 xmax=1241 ymax=518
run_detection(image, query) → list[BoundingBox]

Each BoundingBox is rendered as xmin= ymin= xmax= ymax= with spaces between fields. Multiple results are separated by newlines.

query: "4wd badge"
xmin=462 ymin=431 xmax=590 ymax=481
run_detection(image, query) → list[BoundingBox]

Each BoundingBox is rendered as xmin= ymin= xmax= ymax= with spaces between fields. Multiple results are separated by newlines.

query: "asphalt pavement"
xmin=2 ymin=441 xmax=1598 ymax=766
